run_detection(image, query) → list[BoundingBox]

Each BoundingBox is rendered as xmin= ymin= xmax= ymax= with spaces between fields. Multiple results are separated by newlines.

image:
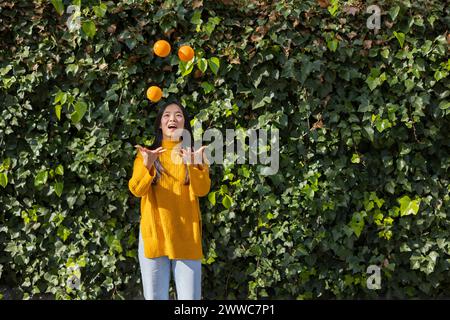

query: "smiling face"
xmin=160 ymin=103 xmax=185 ymax=140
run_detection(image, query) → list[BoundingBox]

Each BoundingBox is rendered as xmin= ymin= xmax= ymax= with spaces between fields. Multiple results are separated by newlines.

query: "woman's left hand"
xmin=179 ymin=146 xmax=207 ymax=165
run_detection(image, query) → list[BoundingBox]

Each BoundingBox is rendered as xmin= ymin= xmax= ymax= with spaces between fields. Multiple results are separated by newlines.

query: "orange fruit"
xmin=146 ymin=86 xmax=163 ymax=102
xmin=178 ymin=45 xmax=195 ymax=62
xmin=153 ymin=40 xmax=171 ymax=57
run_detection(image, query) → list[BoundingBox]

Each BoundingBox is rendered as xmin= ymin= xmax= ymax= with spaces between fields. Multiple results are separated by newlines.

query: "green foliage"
xmin=0 ymin=0 xmax=449 ymax=300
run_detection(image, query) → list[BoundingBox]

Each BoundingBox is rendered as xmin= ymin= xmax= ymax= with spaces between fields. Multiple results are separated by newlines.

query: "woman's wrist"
xmin=144 ymin=159 xmax=155 ymax=171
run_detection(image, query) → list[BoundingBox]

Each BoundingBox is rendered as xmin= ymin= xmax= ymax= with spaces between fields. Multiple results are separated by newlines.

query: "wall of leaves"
xmin=0 ymin=0 xmax=449 ymax=299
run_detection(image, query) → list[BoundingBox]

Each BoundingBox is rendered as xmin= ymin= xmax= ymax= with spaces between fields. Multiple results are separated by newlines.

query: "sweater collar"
xmin=161 ymin=139 xmax=182 ymax=149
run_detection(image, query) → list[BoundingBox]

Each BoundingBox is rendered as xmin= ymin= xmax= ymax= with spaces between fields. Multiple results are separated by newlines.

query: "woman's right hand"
xmin=134 ymin=145 xmax=166 ymax=169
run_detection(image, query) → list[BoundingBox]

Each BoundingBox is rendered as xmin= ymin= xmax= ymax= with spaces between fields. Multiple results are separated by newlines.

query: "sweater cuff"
xmin=132 ymin=164 xmax=156 ymax=194
xmin=188 ymin=163 xmax=208 ymax=172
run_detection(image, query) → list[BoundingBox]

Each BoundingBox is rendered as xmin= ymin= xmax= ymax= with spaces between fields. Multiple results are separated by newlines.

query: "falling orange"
xmin=153 ymin=40 xmax=171 ymax=57
xmin=146 ymin=86 xmax=163 ymax=102
xmin=178 ymin=45 xmax=195 ymax=62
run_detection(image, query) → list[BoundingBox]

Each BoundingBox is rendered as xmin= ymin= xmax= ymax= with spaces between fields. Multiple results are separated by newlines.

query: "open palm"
xmin=179 ymin=146 xmax=207 ymax=165
xmin=135 ymin=144 xmax=166 ymax=168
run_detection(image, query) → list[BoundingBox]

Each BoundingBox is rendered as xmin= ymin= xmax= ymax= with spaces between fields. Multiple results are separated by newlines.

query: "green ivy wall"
xmin=0 ymin=0 xmax=449 ymax=299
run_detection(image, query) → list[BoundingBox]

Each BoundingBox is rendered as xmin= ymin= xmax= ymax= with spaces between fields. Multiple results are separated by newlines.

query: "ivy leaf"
xmin=427 ymin=15 xmax=437 ymax=27
xmin=208 ymin=191 xmax=216 ymax=206
xmin=197 ymin=58 xmax=208 ymax=73
xmin=70 ymin=101 xmax=87 ymax=124
xmin=201 ymin=82 xmax=214 ymax=94
xmin=208 ymin=57 xmax=220 ymax=75
xmin=425 ymin=251 xmax=439 ymax=275
xmin=75 ymin=101 xmax=87 ymax=117
xmin=439 ymin=101 xmax=450 ymax=110
xmin=250 ymin=245 xmax=262 ymax=256
xmin=82 ymin=20 xmax=97 ymax=38
xmin=34 ymin=170 xmax=48 ymax=187
xmin=66 ymin=194 xmax=77 ymax=209
xmin=56 ymin=165 xmax=64 ymax=176
xmin=349 ymin=212 xmax=365 ymax=238
xmin=375 ymin=119 xmax=391 ymax=133
xmin=385 ymin=180 xmax=396 ymax=194
xmin=252 ymin=90 xmax=274 ymax=109
xmin=55 ymin=105 xmax=62 ymax=121
xmin=204 ymin=17 xmax=221 ymax=36
xmin=351 ymin=153 xmax=360 ymax=164
xmin=405 ymin=79 xmax=415 ymax=92
xmin=434 ymin=70 xmax=447 ymax=82
xmin=393 ymin=31 xmax=405 ymax=48
xmin=222 ymin=194 xmax=233 ymax=209
xmin=54 ymin=91 xmax=67 ymax=105
xmin=124 ymin=38 xmax=137 ymax=51
xmin=326 ymin=37 xmax=338 ymax=52
xmin=51 ymin=0 xmax=64 ymax=16
xmin=1 ymin=158 xmax=11 ymax=171
xmin=0 ymin=172 xmax=8 ymax=188
xmin=363 ymin=125 xmax=374 ymax=142
xmin=327 ymin=0 xmax=339 ymax=16
xmin=57 ymin=226 xmax=71 ymax=242
xmin=0 ymin=65 xmax=12 ymax=76
xmin=66 ymin=63 xmax=79 ymax=75
xmin=190 ymin=10 xmax=203 ymax=26
xmin=398 ymin=195 xmax=421 ymax=216
xmin=93 ymin=3 xmax=107 ymax=18
xmin=180 ymin=60 xmax=194 ymax=77
xmin=106 ymin=235 xmax=123 ymax=254
xmin=301 ymin=184 xmax=315 ymax=200
xmin=252 ymin=67 xmax=270 ymax=88
xmin=53 ymin=181 xmax=64 ymax=197
xmin=366 ymin=76 xmax=380 ymax=91
xmin=389 ymin=5 xmax=400 ymax=21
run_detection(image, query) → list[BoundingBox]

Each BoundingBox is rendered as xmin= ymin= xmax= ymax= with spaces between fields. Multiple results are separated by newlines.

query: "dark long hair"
xmin=149 ymin=100 xmax=194 ymax=185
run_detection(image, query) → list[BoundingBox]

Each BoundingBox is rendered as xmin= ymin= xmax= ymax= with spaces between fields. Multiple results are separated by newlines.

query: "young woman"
xmin=128 ymin=100 xmax=210 ymax=300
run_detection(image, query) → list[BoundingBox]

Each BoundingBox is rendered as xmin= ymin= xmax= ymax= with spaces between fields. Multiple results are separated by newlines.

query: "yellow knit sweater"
xmin=128 ymin=139 xmax=211 ymax=260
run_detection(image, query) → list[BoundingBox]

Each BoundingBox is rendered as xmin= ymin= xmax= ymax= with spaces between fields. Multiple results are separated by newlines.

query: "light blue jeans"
xmin=138 ymin=231 xmax=202 ymax=300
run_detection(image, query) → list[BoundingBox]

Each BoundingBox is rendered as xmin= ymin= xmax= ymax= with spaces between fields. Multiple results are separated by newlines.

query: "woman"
xmin=128 ymin=100 xmax=210 ymax=300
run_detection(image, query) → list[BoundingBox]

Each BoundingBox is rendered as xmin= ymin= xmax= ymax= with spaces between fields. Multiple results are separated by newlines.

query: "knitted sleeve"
xmin=128 ymin=151 xmax=156 ymax=197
